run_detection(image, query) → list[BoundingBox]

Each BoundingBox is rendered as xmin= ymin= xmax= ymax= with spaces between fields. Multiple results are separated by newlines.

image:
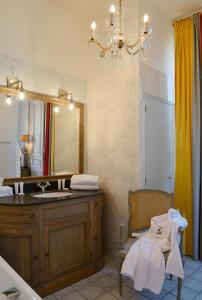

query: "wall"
xmin=138 ymin=0 xmax=175 ymax=102
xmin=87 ymin=0 xmax=174 ymax=257
xmin=0 ymin=0 xmax=90 ymax=81
xmin=0 ymin=0 xmax=174 ymax=257
xmin=87 ymin=0 xmax=144 ymax=257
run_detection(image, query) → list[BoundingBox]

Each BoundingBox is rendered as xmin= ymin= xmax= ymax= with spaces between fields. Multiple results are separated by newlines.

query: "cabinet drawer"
xmin=0 ymin=208 xmax=38 ymax=224
xmin=44 ymin=202 xmax=89 ymax=222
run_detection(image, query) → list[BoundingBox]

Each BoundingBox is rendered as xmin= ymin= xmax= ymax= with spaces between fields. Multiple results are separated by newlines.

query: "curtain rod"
xmin=173 ymin=8 xmax=202 ymax=22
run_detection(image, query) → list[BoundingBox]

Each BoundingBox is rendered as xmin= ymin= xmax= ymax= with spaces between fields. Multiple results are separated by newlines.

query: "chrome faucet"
xmin=2 ymin=287 xmax=20 ymax=298
xmin=37 ymin=182 xmax=51 ymax=192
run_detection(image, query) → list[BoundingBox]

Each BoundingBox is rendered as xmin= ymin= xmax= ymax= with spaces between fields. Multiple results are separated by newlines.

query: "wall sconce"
xmin=7 ymin=76 xmax=26 ymax=101
xmin=58 ymin=88 xmax=75 ymax=111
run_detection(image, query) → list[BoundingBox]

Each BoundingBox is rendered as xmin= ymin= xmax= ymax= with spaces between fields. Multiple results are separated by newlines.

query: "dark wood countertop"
xmin=0 ymin=189 xmax=102 ymax=206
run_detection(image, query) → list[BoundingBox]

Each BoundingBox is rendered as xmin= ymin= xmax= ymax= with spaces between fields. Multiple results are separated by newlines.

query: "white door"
xmin=145 ymin=94 xmax=174 ymax=193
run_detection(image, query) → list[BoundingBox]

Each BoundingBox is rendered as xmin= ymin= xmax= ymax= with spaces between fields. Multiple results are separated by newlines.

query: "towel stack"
xmin=0 ymin=186 xmax=13 ymax=197
xmin=70 ymin=174 xmax=99 ymax=191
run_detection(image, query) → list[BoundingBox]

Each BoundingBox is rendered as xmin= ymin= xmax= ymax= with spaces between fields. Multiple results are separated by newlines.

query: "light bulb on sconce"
xmin=68 ymin=101 xmax=75 ymax=111
xmin=6 ymin=95 xmax=12 ymax=105
xmin=53 ymin=105 xmax=60 ymax=113
xmin=17 ymin=86 xmax=26 ymax=101
xmin=67 ymin=93 xmax=75 ymax=111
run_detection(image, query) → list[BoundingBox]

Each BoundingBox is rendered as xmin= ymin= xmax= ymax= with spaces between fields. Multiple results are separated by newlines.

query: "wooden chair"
xmin=117 ymin=189 xmax=185 ymax=300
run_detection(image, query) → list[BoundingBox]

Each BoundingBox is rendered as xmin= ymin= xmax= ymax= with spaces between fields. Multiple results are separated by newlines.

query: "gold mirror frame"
xmin=0 ymin=85 xmax=84 ymax=184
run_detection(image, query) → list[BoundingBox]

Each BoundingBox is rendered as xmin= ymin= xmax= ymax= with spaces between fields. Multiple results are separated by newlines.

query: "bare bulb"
xmin=18 ymin=87 xmax=26 ymax=100
xmin=110 ymin=4 xmax=116 ymax=13
xmin=6 ymin=96 xmax=12 ymax=105
xmin=54 ymin=105 xmax=60 ymax=113
xmin=69 ymin=102 xmax=75 ymax=111
xmin=91 ymin=21 xmax=96 ymax=30
xmin=144 ymin=14 xmax=149 ymax=23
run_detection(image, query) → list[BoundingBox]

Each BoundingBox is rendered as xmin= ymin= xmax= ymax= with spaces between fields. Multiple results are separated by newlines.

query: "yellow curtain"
xmin=174 ymin=19 xmax=193 ymax=255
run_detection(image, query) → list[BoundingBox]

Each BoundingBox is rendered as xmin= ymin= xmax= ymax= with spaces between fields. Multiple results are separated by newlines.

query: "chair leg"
xmin=177 ymin=277 xmax=182 ymax=300
xmin=170 ymin=274 xmax=173 ymax=281
xmin=119 ymin=261 xmax=123 ymax=296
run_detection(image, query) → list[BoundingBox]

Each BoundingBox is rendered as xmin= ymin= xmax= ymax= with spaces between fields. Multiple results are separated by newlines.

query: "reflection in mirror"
xmin=0 ymin=94 xmax=80 ymax=178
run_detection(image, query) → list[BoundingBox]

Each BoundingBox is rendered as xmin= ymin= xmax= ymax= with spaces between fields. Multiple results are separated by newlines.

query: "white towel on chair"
xmin=121 ymin=209 xmax=188 ymax=294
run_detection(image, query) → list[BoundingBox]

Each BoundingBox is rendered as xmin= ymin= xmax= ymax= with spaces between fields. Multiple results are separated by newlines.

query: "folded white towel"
xmin=70 ymin=184 xmax=99 ymax=191
xmin=0 ymin=186 xmax=13 ymax=197
xmin=0 ymin=186 xmax=12 ymax=192
xmin=71 ymin=174 xmax=99 ymax=186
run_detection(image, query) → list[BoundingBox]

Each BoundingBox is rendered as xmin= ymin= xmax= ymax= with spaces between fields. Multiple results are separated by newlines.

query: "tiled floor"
xmin=44 ymin=257 xmax=202 ymax=300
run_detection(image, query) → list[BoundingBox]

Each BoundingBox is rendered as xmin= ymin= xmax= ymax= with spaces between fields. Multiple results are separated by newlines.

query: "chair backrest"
xmin=128 ymin=189 xmax=173 ymax=235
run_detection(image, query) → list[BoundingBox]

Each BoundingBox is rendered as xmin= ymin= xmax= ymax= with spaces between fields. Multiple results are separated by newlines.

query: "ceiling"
xmin=57 ymin=0 xmax=202 ymax=20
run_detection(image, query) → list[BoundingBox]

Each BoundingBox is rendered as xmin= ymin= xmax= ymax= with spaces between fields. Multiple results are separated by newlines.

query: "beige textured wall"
xmin=87 ymin=65 xmax=145 ymax=257
xmin=87 ymin=0 xmax=174 ymax=258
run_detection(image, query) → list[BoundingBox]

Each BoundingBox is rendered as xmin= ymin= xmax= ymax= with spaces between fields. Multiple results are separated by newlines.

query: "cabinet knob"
xmin=94 ymin=237 xmax=98 ymax=240
xmin=45 ymin=253 xmax=49 ymax=257
xmin=34 ymin=256 xmax=38 ymax=260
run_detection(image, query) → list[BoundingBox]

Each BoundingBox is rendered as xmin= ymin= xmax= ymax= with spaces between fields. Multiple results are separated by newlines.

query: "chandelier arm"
xmin=126 ymin=46 xmax=141 ymax=56
xmin=126 ymin=38 xmax=141 ymax=49
xmin=88 ymin=39 xmax=113 ymax=52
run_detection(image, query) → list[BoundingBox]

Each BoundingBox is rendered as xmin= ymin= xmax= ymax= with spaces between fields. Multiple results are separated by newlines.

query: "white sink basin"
xmin=33 ymin=192 xmax=73 ymax=198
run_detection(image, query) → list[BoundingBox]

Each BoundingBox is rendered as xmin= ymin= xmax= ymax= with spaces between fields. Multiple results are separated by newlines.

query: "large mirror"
xmin=0 ymin=93 xmax=84 ymax=179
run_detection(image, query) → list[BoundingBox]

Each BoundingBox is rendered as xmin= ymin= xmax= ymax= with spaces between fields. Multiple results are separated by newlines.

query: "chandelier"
xmin=88 ymin=0 xmax=152 ymax=61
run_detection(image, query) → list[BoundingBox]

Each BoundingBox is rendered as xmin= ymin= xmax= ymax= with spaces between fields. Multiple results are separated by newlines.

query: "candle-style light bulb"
xmin=91 ymin=21 xmax=96 ymax=30
xmin=143 ymin=14 xmax=149 ymax=32
xmin=110 ymin=4 xmax=116 ymax=26
xmin=91 ymin=21 xmax=96 ymax=39
xmin=110 ymin=4 xmax=116 ymax=13
xmin=143 ymin=14 xmax=149 ymax=23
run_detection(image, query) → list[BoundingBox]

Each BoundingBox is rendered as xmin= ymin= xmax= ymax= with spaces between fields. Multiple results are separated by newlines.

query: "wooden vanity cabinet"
xmin=0 ymin=195 xmax=103 ymax=297
xmin=0 ymin=224 xmax=39 ymax=287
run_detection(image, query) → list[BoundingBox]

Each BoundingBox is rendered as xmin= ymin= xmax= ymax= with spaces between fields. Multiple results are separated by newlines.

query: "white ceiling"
xmin=57 ymin=0 xmax=202 ymax=19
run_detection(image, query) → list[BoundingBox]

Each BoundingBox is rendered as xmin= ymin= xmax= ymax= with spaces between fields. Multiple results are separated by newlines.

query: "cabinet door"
xmin=44 ymin=217 xmax=91 ymax=282
xmin=93 ymin=198 xmax=103 ymax=261
xmin=0 ymin=226 xmax=39 ymax=287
